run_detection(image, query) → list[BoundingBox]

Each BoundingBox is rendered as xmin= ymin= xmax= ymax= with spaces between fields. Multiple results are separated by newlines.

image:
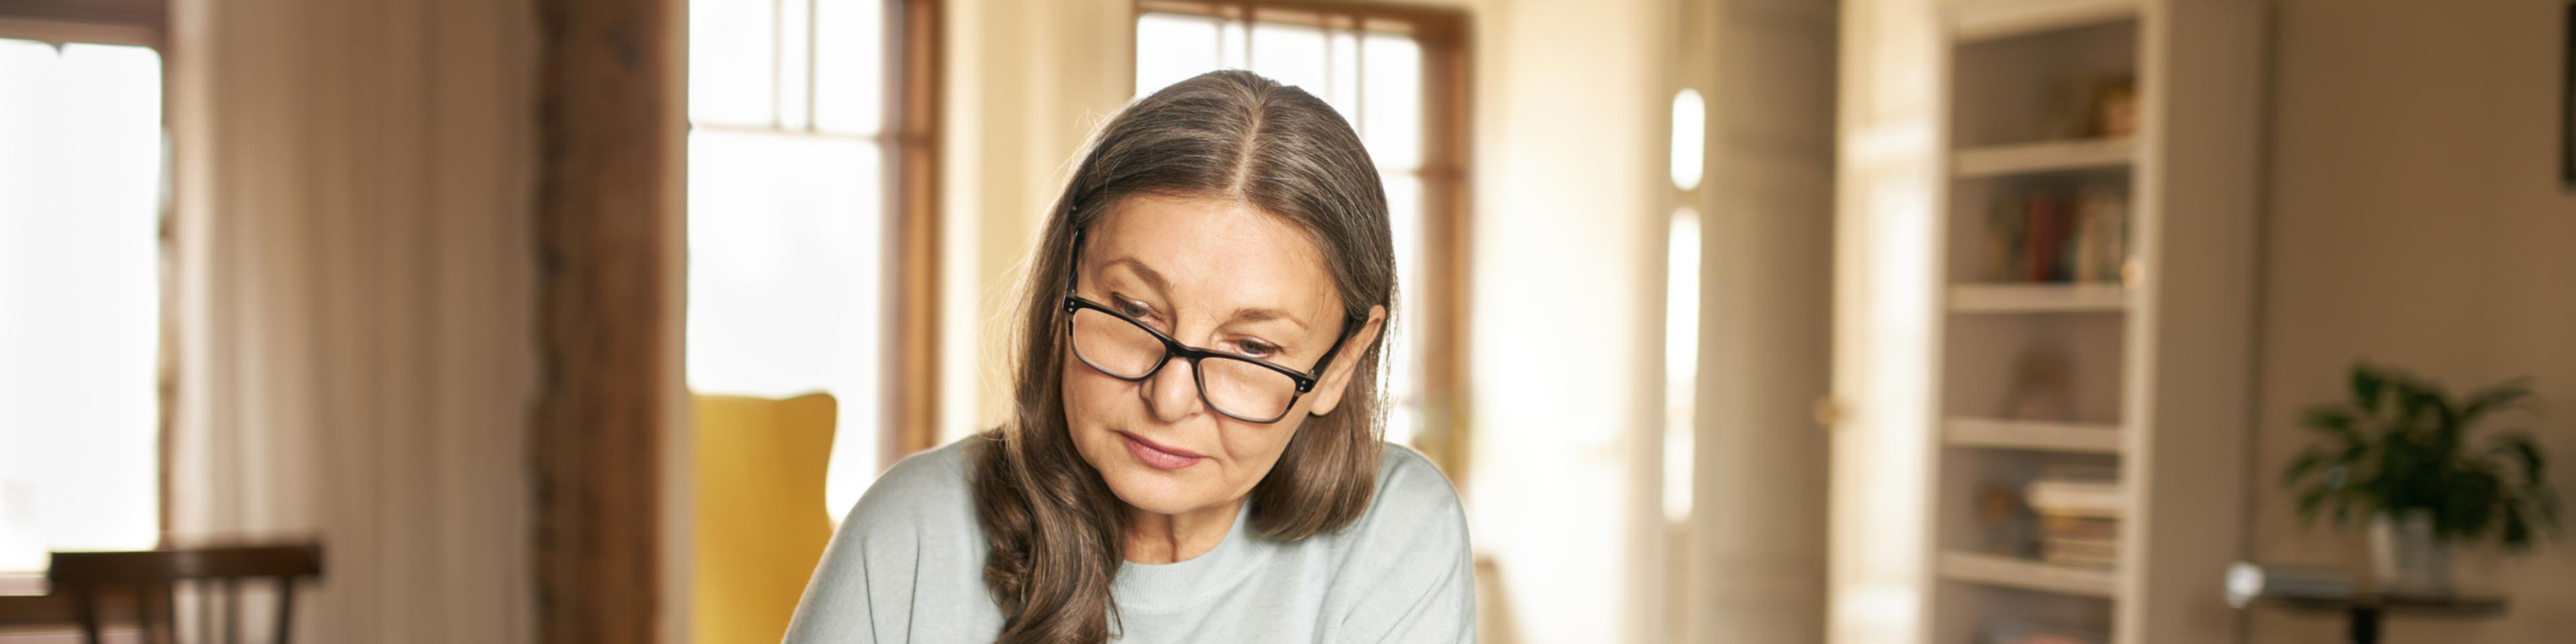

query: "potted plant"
xmin=2283 ymin=362 xmax=2561 ymax=596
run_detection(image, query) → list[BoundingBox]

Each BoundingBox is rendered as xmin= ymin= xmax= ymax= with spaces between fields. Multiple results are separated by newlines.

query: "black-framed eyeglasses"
xmin=1061 ymin=227 xmax=1359 ymax=424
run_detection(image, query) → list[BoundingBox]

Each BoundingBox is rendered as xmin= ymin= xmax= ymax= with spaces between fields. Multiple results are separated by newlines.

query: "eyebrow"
xmin=1099 ymin=256 xmax=1312 ymax=332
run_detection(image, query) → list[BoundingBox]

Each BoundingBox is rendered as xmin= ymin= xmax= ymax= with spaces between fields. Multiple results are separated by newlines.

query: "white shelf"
xmin=1949 ymin=284 xmax=2129 ymax=313
xmin=1949 ymin=0 xmax=2141 ymax=43
xmin=1937 ymin=550 xmax=2118 ymax=598
xmin=1944 ymin=417 xmax=2123 ymax=454
xmin=1952 ymin=138 xmax=2135 ymax=177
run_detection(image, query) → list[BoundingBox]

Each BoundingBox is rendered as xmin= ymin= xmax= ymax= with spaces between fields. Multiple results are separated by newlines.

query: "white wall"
xmin=1458 ymin=0 xmax=1670 ymax=641
xmin=2249 ymin=0 xmax=2576 ymax=641
xmin=166 ymin=0 xmax=540 ymax=641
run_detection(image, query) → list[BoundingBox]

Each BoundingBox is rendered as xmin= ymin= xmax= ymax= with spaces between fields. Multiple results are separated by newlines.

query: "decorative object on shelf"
xmin=2282 ymin=362 xmax=2563 ymax=596
xmin=1977 ymin=479 xmax=2039 ymax=557
xmin=2087 ymin=76 xmax=2137 ymax=139
xmin=2044 ymin=74 xmax=2137 ymax=141
xmin=2001 ymin=347 xmax=2076 ymax=421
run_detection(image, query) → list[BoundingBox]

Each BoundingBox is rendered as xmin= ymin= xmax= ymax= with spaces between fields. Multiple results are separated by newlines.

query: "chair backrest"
xmin=46 ymin=543 xmax=324 ymax=644
xmin=691 ymin=392 xmax=837 ymax=644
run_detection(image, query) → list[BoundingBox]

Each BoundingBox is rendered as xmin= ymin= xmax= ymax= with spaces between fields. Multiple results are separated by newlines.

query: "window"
xmin=1663 ymin=89 xmax=1705 ymax=524
xmin=0 ymin=36 xmax=167 ymax=572
xmin=686 ymin=0 xmax=935 ymax=517
xmin=1132 ymin=1 xmax=1470 ymax=468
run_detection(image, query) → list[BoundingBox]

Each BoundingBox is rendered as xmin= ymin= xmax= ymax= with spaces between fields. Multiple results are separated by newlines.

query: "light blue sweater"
xmin=782 ymin=438 xmax=1477 ymax=643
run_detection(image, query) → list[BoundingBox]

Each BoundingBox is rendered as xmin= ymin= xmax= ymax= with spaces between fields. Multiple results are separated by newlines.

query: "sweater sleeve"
xmin=1335 ymin=446 xmax=1479 ymax=644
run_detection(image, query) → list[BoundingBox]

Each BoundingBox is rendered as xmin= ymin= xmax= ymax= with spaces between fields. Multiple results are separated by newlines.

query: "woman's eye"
xmin=1234 ymin=339 xmax=1279 ymax=358
xmin=1115 ymin=298 xmax=1152 ymax=319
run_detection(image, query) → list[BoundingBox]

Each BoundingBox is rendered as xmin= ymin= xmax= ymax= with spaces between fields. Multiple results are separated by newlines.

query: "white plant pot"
xmin=2368 ymin=509 xmax=2451 ymax=597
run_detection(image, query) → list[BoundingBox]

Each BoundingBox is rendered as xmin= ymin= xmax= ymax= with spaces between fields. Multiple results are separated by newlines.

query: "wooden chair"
xmin=44 ymin=543 xmax=323 ymax=644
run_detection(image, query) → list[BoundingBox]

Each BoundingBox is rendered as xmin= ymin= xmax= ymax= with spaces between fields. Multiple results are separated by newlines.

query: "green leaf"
xmin=2303 ymin=407 xmax=2365 ymax=447
xmin=2351 ymin=363 xmax=2389 ymax=413
xmin=2457 ymin=380 xmax=2534 ymax=426
xmin=2483 ymin=433 xmax=2544 ymax=484
xmin=2297 ymin=488 xmax=2329 ymax=525
xmin=2284 ymin=448 xmax=2335 ymax=487
xmin=2502 ymin=502 xmax=2532 ymax=551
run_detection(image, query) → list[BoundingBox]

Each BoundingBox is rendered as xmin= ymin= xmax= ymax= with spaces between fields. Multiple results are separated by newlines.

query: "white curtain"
xmin=165 ymin=0 xmax=539 ymax=641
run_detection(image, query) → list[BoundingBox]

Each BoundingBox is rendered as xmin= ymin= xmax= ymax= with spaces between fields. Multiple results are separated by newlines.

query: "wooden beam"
xmin=531 ymin=0 xmax=678 ymax=640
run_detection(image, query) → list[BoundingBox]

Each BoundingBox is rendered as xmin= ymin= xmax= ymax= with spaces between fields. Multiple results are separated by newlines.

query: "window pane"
xmin=1136 ymin=12 xmax=1222 ymax=98
xmin=690 ymin=0 xmax=778 ymax=125
xmin=812 ymin=0 xmax=885 ymax=135
xmin=1218 ymin=20 xmax=1249 ymax=70
xmin=777 ymin=0 xmax=814 ymax=129
xmin=1359 ymin=32 xmax=1422 ymax=171
xmin=1248 ymin=22 xmax=1328 ymax=97
xmin=1381 ymin=172 xmax=1424 ymax=446
xmin=685 ymin=129 xmax=884 ymax=516
xmin=0 ymin=40 xmax=165 ymax=572
xmin=1325 ymin=29 xmax=1361 ymax=125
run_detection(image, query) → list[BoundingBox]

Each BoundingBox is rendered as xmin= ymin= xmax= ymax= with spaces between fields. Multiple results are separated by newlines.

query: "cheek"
xmin=1059 ymin=350 xmax=1123 ymax=425
xmin=1218 ymin=419 xmax=1302 ymax=472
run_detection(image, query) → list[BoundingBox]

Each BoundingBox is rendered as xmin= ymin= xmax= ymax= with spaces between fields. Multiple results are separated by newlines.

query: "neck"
xmin=1121 ymin=497 xmax=1244 ymax=564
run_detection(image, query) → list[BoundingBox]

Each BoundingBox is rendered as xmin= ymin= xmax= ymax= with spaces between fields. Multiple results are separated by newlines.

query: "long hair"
xmin=967 ymin=70 xmax=1397 ymax=643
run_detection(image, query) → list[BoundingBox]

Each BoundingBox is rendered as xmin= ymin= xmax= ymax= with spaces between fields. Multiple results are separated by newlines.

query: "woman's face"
xmin=1062 ymin=195 xmax=1385 ymax=519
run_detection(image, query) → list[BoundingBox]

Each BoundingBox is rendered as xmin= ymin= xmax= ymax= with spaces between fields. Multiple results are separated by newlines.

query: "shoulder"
xmin=840 ymin=438 xmax=979 ymax=534
xmin=1320 ymin=443 xmax=1478 ymax=641
xmin=1329 ymin=441 xmax=1470 ymax=556
xmin=1364 ymin=442 xmax=1466 ymax=527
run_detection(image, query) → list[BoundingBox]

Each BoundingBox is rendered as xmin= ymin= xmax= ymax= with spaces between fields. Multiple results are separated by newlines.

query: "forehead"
xmin=1086 ymin=195 xmax=1340 ymax=315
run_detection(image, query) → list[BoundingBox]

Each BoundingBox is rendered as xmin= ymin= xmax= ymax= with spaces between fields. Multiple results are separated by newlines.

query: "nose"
xmin=1142 ymin=356 xmax=1205 ymax=423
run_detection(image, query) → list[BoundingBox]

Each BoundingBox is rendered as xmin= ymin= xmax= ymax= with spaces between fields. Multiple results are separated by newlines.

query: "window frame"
xmin=1128 ymin=0 xmax=1474 ymax=479
xmin=681 ymin=0 xmax=945 ymax=473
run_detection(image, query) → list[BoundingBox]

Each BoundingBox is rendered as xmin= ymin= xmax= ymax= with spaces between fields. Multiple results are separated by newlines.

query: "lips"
xmin=1117 ymin=431 xmax=1205 ymax=470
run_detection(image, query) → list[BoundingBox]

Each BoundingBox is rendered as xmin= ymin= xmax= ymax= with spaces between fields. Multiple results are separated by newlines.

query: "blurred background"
xmin=0 ymin=0 xmax=2571 ymax=642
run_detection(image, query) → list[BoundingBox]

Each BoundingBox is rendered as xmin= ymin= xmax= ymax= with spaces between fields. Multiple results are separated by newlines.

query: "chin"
xmin=1078 ymin=433 xmax=1218 ymax=515
xmin=1102 ymin=475 xmax=1207 ymax=515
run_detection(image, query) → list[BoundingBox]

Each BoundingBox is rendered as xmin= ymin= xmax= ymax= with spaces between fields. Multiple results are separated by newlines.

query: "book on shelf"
xmin=2026 ymin=467 xmax=2122 ymax=570
xmin=2024 ymin=479 xmax=2122 ymax=518
xmin=1982 ymin=184 xmax=2131 ymax=284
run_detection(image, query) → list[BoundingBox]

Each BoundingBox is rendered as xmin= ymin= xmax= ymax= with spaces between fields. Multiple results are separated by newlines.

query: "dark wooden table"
xmin=2260 ymin=594 xmax=2510 ymax=644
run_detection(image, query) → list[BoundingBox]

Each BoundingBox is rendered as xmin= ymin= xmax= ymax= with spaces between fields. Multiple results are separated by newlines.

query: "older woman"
xmin=782 ymin=70 xmax=1475 ymax=643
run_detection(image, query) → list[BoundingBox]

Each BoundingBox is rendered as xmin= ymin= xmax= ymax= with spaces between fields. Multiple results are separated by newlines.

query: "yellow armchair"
xmin=690 ymin=392 xmax=838 ymax=644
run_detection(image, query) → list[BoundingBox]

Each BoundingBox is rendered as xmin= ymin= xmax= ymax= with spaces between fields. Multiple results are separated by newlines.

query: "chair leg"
xmin=133 ymin=584 xmax=154 ymax=644
xmin=272 ymin=577 xmax=295 ymax=644
xmin=70 ymin=586 xmax=101 ymax=644
xmin=224 ymin=576 xmax=241 ymax=644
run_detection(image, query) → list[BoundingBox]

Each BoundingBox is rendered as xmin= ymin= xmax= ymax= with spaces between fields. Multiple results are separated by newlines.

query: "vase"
xmin=2367 ymin=509 xmax=2451 ymax=597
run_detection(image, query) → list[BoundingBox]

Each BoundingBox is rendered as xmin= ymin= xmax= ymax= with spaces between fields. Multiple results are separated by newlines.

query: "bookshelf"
xmin=1911 ymin=0 xmax=2264 ymax=643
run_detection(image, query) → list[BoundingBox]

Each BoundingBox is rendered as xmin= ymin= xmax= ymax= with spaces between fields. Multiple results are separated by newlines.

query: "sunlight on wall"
xmin=0 ymin=40 xmax=164 ymax=572
xmin=1662 ymin=209 xmax=1701 ymax=525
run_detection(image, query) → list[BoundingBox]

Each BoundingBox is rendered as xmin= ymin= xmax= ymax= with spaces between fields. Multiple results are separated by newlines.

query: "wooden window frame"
xmin=1128 ymin=0 xmax=1474 ymax=480
xmin=886 ymin=0 xmax=944 ymax=467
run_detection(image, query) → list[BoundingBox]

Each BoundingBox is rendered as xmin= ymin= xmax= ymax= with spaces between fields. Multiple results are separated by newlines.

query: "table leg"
xmin=2349 ymin=606 xmax=2382 ymax=644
